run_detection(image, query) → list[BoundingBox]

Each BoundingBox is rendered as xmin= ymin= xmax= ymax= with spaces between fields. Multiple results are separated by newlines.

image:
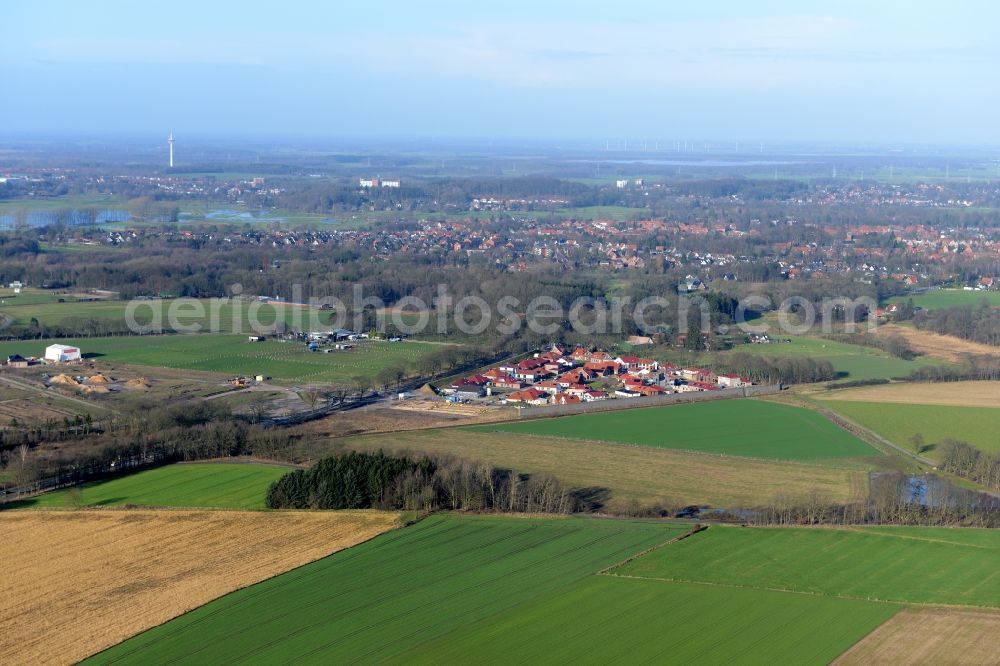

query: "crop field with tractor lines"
xmin=821 ymin=400 xmax=1000 ymax=457
xmin=479 ymin=399 xmax=879 ymax=461
xmin=87 ymin=514 xmax=899 ymax=666
xmin=613 ymin=524 xmax=1000 ymax=607
xmin=12 ymin=463 xmax=290 ymax=510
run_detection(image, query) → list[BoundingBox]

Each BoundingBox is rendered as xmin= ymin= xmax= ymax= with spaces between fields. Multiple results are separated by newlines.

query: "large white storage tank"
xmin=45 ymin=344 xmax=82 ymax=363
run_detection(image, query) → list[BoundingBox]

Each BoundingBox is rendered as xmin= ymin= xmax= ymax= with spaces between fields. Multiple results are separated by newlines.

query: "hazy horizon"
xmin=3 ymin=1 xmax=999 ymax=145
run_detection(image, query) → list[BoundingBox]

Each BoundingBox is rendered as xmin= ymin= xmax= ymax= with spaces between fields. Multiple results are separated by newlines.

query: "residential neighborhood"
xmin=439 ymin=344 xmax=752 ymax=407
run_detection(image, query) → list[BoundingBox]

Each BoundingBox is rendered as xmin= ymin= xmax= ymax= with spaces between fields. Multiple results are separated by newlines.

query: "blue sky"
xmin=2 ymin=1 xmax=998 ymax=143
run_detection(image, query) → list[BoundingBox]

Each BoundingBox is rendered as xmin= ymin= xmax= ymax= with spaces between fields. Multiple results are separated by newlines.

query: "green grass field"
xmin=822 ymin=400 xmax=1000 ymax=457
xmin=1 ymin=299 xmax=149 ymax=327
xmin=0 ymin=288 xmax=75 ymax=307
xmin=421 ymin=576 xmax=895 ymax=665
xmin=13 ymin=463 xmax=287 ymax=509
xmin=0 ymin=292 xmax=342 ymax=332
xmin=561 ymin=205 xmax=644 ymax=220
xmin=176 ymin=201 xmax=360 ymax=227
xmin=38 ymin=242 xmax=128 ymax=254
xmin=0 ymin=194 xmax=124 ymax=213
xmin=614 ymin=524 xmax=1000 ymax=608
xmin=0 ymin=195 xmax=355 ymax=228
xmin=88 ymin=514 xmax=896 ymax=665
xmin=887 ymin=290 xmax=1000 ymax=310
xmin=168 ymin=172 xmax=282 ymax=181
xmin=724 ymin=335 xmax=942 ymax=381
xmin=0 ymin=335 xmax=441 ymax=384
xmin=479 ymin=399 xmax=878 ymax=461
xmin=0 ymin=290 xmax=454 ymax=338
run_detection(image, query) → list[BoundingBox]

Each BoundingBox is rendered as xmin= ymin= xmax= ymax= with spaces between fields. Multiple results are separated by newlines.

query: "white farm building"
xmin=45 ymin=344 xmax=82 ymax=363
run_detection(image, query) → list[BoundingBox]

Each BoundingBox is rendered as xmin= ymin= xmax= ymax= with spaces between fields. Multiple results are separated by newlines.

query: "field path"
xmin=767 ymin=393 xmax=933 ymax=466
xmin=0 ymin=373 xmax=117 ymax=413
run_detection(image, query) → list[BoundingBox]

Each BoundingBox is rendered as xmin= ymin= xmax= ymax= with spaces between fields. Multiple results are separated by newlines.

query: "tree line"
xmin=714 ymin=353 xmax=837 ymax=385
xmin=265 ymin=450 xmax=578 ymax=514
xmin=913 ymin=303 xmax=1000 ymax=346
xmin=823 ymin=332 xmax=917 ymax=360
xmin=907 ymin=354 xmax=1000 ymax=382
xmin=733 ymin=472 xmax=1000 ymax=528
xmin=0 ymin=401 xmax=296 ymax=496
xmin=937 ymin=439 xmax=1000 ymax=492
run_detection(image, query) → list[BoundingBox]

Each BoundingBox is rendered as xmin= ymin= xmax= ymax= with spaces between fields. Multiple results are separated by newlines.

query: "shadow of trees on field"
xmin=571 ymin=486 xmax=612 ymax=512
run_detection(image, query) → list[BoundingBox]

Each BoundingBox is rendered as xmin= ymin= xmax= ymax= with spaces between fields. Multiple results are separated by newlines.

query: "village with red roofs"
xmin=442 ymin=344 xmax=751 ymax=407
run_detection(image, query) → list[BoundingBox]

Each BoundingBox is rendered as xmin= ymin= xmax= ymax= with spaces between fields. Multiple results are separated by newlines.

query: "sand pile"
xmin=49 ymin=374 xmax=80 ymax=386
xmin=81 ymin=385 xmax=110 ymax=394
xmin=125 ymin=378 xmax=151 ymax=389
xmin=86 ymin=374 xmax=112 ymax=384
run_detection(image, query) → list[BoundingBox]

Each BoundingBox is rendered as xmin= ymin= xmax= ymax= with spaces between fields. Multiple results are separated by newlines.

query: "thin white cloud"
xmin=32 ymin=37 xmax=267 ymax=66
xmin=21 ymin=13 xmax=996 ymax=96
xmin=320 ymin=15 xmax=862 ymax=90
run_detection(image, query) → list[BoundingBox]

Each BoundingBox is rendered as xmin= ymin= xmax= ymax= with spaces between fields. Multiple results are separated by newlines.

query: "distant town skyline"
xmin=2 ymin=1 xmax=999 ymax=144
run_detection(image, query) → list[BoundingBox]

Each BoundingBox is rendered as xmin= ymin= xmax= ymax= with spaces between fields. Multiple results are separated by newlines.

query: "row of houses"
xmin=442 ymin=345 xmax=751 ymax=406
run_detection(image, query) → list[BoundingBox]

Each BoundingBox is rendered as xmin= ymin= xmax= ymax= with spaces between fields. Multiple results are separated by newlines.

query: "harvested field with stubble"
xmin=301 ymin=403 xmax=512 ymax=439
xmin=337 ymin=429 xmax=869 ymax=510
xmin=874 ymin=324 xmax=999 ymax=363
xmin=833 ymin=608 xmax=1000 ymax=666
xmin=0 ymin=509 xmax=401 ymax=666
xmin=821 ymin=380 xmax=1000 ymax=408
